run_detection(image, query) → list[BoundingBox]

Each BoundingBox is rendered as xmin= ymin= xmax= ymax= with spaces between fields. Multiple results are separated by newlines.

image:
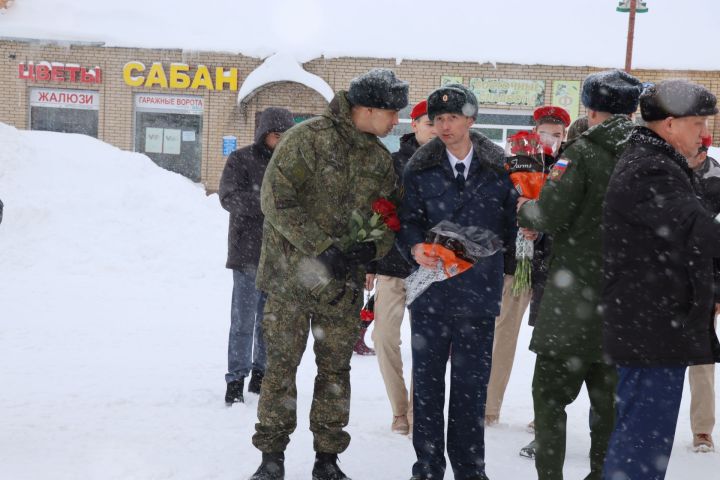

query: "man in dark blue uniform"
xmin=398 ymin=84 xmax=517 ymax=480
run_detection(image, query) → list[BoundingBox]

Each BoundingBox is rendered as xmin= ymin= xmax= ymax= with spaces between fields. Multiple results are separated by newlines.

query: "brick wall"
xmin=2 ymin=39 xmax=719 ymax=192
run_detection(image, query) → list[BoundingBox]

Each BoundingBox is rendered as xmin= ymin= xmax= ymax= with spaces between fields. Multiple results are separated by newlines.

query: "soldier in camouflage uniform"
xmin=248 ymin=69 xmax=409 ymax=480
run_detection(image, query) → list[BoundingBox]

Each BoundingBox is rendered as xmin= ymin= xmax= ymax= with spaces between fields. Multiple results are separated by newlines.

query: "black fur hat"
xmin=347 ymin=68 xmax=409 ymax=111
xmin=640 ymin=79 xmax=718 ymax=121
xmin=427 ymin=84 xmax=478 ymax=121
xmin=581 ymin=69 xmax=642 ymax=115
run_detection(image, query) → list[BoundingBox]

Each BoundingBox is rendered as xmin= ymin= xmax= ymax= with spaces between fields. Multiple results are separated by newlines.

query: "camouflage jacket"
xmin=256 ymin=91 xmax=397 ymax=309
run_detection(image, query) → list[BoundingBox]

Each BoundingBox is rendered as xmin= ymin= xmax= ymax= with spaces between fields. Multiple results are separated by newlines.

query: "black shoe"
xmin=519 ymin=439 xmax=537 ymax=459
xmin=248 ymin=452 xmax=284 ymax=480
xmin=225 ymin=379 xmax=244 ymax=405
xmin=312 ymin=453 xmax=351 ymax=480
xmin=248 ymin=369 xmax=264 ymax=395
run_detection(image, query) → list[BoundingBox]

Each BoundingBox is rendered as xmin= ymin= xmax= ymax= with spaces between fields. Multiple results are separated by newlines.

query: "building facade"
xmin=2 ymin=39 xmax=718 ymax=192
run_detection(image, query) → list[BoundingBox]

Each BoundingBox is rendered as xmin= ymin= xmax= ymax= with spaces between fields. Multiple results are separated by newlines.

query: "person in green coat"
xmin=516 ymin=70 xmax=643 ymax=480
xmin=248 ymin=68 xmax=408 ymax=480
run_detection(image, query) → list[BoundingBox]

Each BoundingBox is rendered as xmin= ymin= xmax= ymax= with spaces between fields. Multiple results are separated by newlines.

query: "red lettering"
xmin=80 ymin=68 xmax=99 ymax=84
xmin=57 ymin=93 xmax=66 ymax=103
xmin=18 ymin=63 xmax=34 ymax=80
xmin=51 ymin=66 xmax=65 ymax=82
xmin=95 ymin=68 xmax=102 ymax=84
xmin=80 ymin=94 xmax=94 ymax=105
xmin=65 ymin=65 xmax=80 ymax=82
xmin=68 ymin=93 xmax=78 ymax=104
xmin=36 ymin=65 xmax=51 ymax=81
xmin=38 ymin=92 xmax=48 ymax=101
xmin=48 ymin=93 xmax=58 ymax=102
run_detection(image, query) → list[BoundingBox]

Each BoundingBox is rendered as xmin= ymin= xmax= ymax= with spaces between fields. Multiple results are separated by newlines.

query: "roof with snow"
xmin=0 ymin=0 xmax=718 ymax=71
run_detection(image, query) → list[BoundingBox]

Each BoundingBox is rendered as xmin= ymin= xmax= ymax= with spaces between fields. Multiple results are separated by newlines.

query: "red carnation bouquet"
xmin=505 ymin=131 xmax=552 ymax=295
xmin=337 ymin=198 xmax=401 ymax=251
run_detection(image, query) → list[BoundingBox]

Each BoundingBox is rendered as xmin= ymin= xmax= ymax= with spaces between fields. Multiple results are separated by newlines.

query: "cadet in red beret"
xmin=487 ymin=104 xmax=572 ymax=461
xmin=364 ymin=98 xmax=435 ymax=437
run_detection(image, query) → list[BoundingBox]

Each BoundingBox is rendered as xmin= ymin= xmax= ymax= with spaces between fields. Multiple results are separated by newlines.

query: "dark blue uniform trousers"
xmin=603 ymin=366 xmax=686 ymax=480
xmin=410 ymin=311 xmax=494 ymax=479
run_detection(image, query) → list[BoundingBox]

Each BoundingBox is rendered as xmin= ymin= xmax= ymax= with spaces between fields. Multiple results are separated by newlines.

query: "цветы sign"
xmin=18 ymin=62 xmax=102 ymax=84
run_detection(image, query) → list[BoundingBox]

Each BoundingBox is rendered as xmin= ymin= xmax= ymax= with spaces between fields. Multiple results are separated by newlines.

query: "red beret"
xmin=533 ymin=106 xmax=571 ymax=128
xmin=410 ymin=100 xmax=428 ymax=120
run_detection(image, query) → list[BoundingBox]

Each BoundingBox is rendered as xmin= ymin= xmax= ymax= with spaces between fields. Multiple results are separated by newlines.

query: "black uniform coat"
xmin=602 ymin=126 xmax=720 ymax=366
xmin=397 ymin=131 xmax=517 ymax=318
xmin=366 ymin=132 xmax=417 ymax=279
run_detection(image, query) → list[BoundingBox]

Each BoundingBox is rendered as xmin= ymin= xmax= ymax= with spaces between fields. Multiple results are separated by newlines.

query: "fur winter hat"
xmin=427 ymin=84 xmax=478 ymax=121
xmin=640 ymin=80 xmax=718 ymax=121
xmin=347 ymin=68 xmax=409 ymax=111
xmin=581 ymin=69 xmax=642 ymax=115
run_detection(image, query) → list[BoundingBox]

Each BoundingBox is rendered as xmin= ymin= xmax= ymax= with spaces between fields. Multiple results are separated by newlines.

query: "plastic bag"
xmin=405 ymin=221 xmax=503 ymax=306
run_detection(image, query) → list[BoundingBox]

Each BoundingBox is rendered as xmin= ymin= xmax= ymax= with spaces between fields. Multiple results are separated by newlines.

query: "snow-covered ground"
xmin=0 ymin=124 xmax=719 ymax=479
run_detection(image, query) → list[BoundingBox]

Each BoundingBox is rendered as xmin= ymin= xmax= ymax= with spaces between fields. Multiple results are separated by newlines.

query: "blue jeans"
xmin=603 ymin=366 xmax=687 ymax=480
xmin=410 ymin=311 xmax=494 ymax=480
xmin=226 ymin=269 xmax=267 ymax=383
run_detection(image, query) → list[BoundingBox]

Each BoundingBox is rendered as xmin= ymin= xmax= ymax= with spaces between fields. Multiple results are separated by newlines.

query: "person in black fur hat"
xmin=603 ymin=79 xmax=720 ymax=480
xmin=516 ymin=68 xmax=642 ymax=480
xmin=398 ymin=82 xmax=516 ymax=480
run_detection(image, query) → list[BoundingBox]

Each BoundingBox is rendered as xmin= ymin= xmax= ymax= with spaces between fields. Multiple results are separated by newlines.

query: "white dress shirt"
xmin=446 ymin=147 xmax=473 ymax=179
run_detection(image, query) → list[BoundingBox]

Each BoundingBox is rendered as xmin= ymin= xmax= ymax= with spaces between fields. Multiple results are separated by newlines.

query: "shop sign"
xmin=18 ymin=62 xmax=102 ymax=84
xmin=551 ymin=80 xmax=581 ymax=123
xmin=123 ymin=62 xmax=238 ymax=91
xmin=440 ymin=76 xmax=463 ymax=86
xmin=29 ymin=88 xmax=100 ymax=110
xmin=135 ymin=93 xmax=204 ymax=114
xmin=469 ymin=78 xmax=545 ymax=107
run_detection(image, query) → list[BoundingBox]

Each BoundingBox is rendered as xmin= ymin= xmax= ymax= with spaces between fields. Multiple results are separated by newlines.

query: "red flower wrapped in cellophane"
xmin=505 ymin=131 xmax=552 ymax=295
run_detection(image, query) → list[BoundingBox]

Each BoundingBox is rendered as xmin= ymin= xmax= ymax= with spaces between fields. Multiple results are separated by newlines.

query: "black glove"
xmin=344 ymin=242 xmax=377 ymax=266
xmin=317 ymin=246 xmax=350 ymax=281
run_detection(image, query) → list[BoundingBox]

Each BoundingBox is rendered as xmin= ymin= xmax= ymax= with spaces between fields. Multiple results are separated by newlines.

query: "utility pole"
xmin=625 ymin=0 xmax=637 ymax=72
xmin=616 ymin=0 xmax=649 ymax=72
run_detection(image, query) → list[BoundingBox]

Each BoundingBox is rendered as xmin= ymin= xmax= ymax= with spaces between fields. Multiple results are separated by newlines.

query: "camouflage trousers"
xmin=252 ymin=293 xmax=361 ymax=454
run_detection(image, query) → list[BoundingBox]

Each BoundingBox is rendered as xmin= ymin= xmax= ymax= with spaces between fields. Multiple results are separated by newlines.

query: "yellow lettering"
xmin=170 ymin=64 xmax=191 ymax=89
xmin=145 ymin=63 xmax=169 ymax=88
xmin=215 ymin=67 xmax=238 ymax=91
xmin=123 ymin=62 xmax=145 ymax=87
xmin=190 ymin=65 xmax=214 ymax=90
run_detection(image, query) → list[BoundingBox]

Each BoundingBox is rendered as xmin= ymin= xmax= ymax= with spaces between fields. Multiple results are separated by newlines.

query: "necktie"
xmin=455 ymin=162 xmax=466 ymax=191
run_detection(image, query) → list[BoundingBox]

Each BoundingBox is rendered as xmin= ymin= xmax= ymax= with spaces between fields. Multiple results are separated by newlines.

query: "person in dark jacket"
xmin=397 ymin=84 xmax=517 ymax=480
xmin=518 ymin=69 xmax=643 ymax=480
xmin=219 ymin=107 xmax=294 ymax=405
xmin=364 ymin=99 xmax=435 ymax=434
xmin=688 ymin=144 xmax=720 ymax=453
xmin=602 ymin=79 xmax=720 ymax=480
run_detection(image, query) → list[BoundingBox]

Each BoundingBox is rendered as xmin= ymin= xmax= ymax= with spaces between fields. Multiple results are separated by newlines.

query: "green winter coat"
xmin=256 ymin=91 xmax=397 ymax=309
xmin=518 ymin=114 xmax=634 ymax=362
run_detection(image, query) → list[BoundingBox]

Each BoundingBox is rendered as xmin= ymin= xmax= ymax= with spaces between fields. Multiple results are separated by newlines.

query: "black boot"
xmin=248 ymin=452 xmax=284 ymax=480
xmin=224 ymin=379 xmax=244 ymax=405
xmin=248 ymin=369 xmax=264 ymax=395
xmin=312 ymin=453 xmax=351 ymax=480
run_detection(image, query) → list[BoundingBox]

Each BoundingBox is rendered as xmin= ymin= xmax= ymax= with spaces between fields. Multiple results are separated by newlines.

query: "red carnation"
xmin=384 ymin=214 xmax=401 ymax=232
xmin=360 ymin=309 xmax=375 ymax=321
xmin=372 ymin=198 xmax=397 ymax=217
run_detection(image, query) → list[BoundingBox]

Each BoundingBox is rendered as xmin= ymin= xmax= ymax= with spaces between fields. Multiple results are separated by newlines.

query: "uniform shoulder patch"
xmin=548 ymin=157 xmax=572 ymax=181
